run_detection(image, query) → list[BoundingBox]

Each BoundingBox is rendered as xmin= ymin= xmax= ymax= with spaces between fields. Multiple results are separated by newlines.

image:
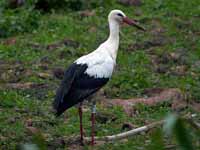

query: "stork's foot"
xmin=90 ymin=140 xmax=96 ymax=146
xmin=79 ymin=125 xmax=86 ymax=146
xmin=80 ymin=137 xmax=84 ymax=146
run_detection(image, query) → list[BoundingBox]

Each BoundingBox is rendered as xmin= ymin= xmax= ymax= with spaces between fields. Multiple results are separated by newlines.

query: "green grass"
xmin=0 ymin=0 xmax=200 ymax=149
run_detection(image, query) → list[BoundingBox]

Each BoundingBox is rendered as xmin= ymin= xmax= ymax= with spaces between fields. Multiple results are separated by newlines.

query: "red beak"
xmin=123 ymin=17 xmax=145 ymax=31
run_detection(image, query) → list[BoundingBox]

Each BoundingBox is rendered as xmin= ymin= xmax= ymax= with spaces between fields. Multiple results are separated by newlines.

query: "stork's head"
xmin=108 ymin=10 xmax=145 ymax=31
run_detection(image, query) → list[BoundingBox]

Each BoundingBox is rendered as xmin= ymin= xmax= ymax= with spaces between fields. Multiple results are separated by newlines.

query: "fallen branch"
xmin=189 ymin=120 xmax=200 ymax=130
xmin=84 ymin=120 xmax=164 ymax=142
xmin=83 ymin=114 xmax=198 ymax=143
xmin=185 ymin=114 xmax=200 ymax=130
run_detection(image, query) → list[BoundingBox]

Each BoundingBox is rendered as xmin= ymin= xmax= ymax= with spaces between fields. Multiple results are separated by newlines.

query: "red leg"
xmin=79 ymin=104 xmax=83 ymax=144
xmin=91 ymin=104 xmax=96 ymax=145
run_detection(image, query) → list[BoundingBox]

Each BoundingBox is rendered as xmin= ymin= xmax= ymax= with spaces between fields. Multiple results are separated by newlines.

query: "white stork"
xmin=53 ymin=9 xmax=145 ymax=145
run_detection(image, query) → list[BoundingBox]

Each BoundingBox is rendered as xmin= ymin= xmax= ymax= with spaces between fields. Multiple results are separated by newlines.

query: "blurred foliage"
xmin=0 ymin=0 xmax=113 ymax=12
xmin=164 ymin=114 xmax=195 ymax=150
xmin=20 ymin=144 xmax=39 ymax=150
xmin=0 ymin=0 xmax=114 ymax=37
xmin=19 ymin=130 xmax=46 ymax=150
xmin=35 ymin=0 xmax=109 ymax=11
xmin=32 ymin=131 xmax=47 ymax=150
xmin=148 ymin=129 xmax=165 ymax=150
xmin=0 ymin=7 xmax=41 ymax=37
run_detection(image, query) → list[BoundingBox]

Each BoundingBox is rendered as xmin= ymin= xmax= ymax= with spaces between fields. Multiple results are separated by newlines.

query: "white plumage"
xmin=75 ymin=48 xmax=115 ymax=78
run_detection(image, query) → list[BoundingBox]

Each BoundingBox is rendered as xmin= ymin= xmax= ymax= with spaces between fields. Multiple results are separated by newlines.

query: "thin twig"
xmin=83 ymin=114 xmax=198 ymax=143
xmin=185 ymin=118 xmax=200 ymax=130
xmin=84 ymin=120 xmax=164 ymax=142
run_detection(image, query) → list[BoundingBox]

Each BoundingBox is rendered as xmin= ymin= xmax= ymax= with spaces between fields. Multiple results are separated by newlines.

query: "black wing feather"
xmin=53 ymin=63 xmax=109 ymax=116
xmin=53 ymin=63 xmax=87 ymax=115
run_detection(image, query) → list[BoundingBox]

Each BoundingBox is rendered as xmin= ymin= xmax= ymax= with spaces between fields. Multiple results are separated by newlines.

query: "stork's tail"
xmin=53 ymin=86 xmax=66 ymax=117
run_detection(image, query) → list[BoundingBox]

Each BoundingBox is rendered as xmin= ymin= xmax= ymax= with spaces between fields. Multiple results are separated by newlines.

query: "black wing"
xmin=53 ymin=63 xmax=109 ymax=116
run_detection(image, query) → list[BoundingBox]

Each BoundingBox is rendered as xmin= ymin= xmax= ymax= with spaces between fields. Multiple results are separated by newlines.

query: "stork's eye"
xmin=117 ymin=13 xmax=123 ymax=17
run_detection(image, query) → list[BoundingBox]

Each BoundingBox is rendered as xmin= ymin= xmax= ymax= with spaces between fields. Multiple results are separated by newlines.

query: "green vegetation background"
xmin=0 ymin=0 xmax=200 ymax=149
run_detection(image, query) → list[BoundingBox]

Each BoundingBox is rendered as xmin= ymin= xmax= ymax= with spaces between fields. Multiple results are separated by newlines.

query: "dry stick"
xmin=83 ymin=114 xmax=199 ymax=143
xmin=193 ymin=122 xmax=200 ymax=129
xmin=186 ymin=118 xmax=200 ymax=130
xmin=183 ymin=114 xmax=200 ymax=130
xmin=84 ymin=120 xmax=164 ymax=142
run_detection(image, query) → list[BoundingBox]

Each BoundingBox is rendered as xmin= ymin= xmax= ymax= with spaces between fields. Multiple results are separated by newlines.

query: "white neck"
xmin=102 ymin=19 xmax=120 ymax=60
xmin=108 ymin=20 xmax=120 ymax=42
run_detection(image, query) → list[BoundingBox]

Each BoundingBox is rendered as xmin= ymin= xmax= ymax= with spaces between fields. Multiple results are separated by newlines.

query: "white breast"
xmin=75 ymin=51 xmax=115 ymax=78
